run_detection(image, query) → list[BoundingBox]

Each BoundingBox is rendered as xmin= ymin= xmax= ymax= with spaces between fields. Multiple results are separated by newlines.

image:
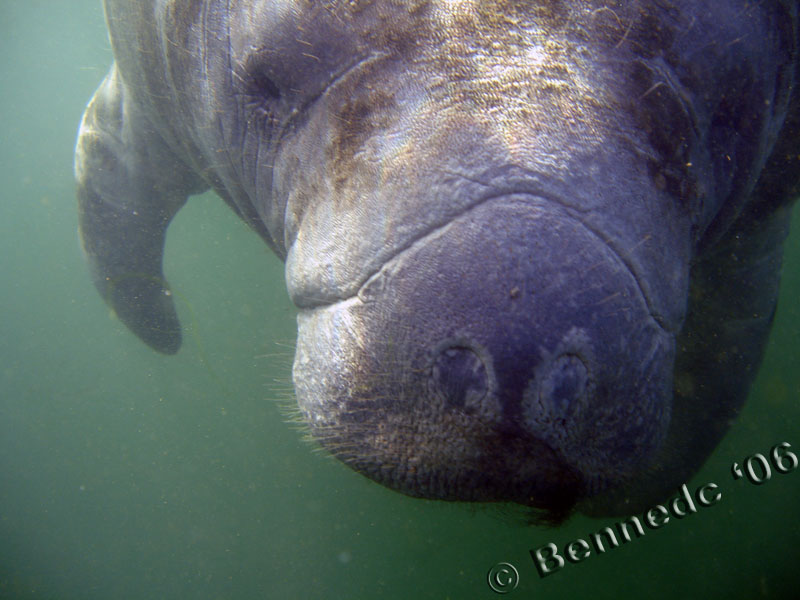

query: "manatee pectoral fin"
xmin=75 ymin=64 xmax=207 ymax=354
xmin=78 ymin=181 xmax=183 ymax=354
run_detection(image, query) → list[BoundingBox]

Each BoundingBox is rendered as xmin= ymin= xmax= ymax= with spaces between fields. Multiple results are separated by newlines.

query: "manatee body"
xmin=76 ymin=1 xmax=799 ymax=521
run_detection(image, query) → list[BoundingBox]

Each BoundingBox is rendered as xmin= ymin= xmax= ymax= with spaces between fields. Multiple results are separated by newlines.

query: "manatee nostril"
xmin=539 ymin=354 xmax=589 ymax=415
xmin=428 ymin=345 xmax=488 ymax=412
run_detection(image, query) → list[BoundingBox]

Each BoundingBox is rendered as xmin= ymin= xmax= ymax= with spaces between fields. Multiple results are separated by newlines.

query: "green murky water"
xmin=1 ymin=3 xmax=798 ymax=598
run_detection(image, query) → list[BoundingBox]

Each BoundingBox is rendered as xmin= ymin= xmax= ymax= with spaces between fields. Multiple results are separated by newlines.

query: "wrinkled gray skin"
xmin=76 ymin=0 xmax=799 ymax=521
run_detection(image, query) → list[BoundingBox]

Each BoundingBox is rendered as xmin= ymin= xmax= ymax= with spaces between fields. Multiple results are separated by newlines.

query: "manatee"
xmin=75 ymin=1 xmax=800 ymax=522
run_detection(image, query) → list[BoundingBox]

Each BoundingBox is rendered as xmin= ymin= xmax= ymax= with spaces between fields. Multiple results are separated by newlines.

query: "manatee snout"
xmin=294 ymin=195 xmax=675 ymax=519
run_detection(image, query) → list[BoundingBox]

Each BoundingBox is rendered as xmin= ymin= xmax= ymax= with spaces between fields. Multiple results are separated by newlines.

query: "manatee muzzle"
xmin=293 ymin=194 xmax=675 ymax=515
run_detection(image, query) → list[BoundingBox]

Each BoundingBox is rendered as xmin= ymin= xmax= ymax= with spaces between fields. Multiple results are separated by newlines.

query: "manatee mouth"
xmin=293 ymin=194 xmax=674 ymax=520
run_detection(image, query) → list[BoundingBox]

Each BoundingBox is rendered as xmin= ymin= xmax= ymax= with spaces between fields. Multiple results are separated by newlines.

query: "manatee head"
xmin=225 ymin=2 xmax=709 ymax=521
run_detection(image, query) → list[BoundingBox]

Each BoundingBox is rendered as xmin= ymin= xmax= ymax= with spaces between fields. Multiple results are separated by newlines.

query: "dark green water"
xmin=1 ymin=2 xmax=798 ymax=599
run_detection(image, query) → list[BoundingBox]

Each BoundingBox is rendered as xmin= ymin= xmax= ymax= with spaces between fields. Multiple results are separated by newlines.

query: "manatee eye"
xmin=251 ymin=71 xmax=281 ymax=100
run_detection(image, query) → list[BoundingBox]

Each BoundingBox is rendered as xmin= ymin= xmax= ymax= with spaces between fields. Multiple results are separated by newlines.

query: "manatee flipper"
xmin=75 ymin=64 xmax=207 ymax=354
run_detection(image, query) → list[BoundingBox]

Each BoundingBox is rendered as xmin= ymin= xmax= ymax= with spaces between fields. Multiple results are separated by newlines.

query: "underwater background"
xmin=1 ymin=2 xmax=798 ymax=598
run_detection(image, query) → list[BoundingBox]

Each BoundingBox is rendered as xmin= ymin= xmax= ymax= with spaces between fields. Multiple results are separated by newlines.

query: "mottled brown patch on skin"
xmin=285 ymin=0 xmax=715 ymax=248
xmin=468 ymin=0 xmax=570 ymax=33
xmin=287 ymin=0 xmax=630 ymax=227
xmin=421 ymin=1 xmax=576 ymax=110
xmin=328 ymin=85 xmax=397 ymax=193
